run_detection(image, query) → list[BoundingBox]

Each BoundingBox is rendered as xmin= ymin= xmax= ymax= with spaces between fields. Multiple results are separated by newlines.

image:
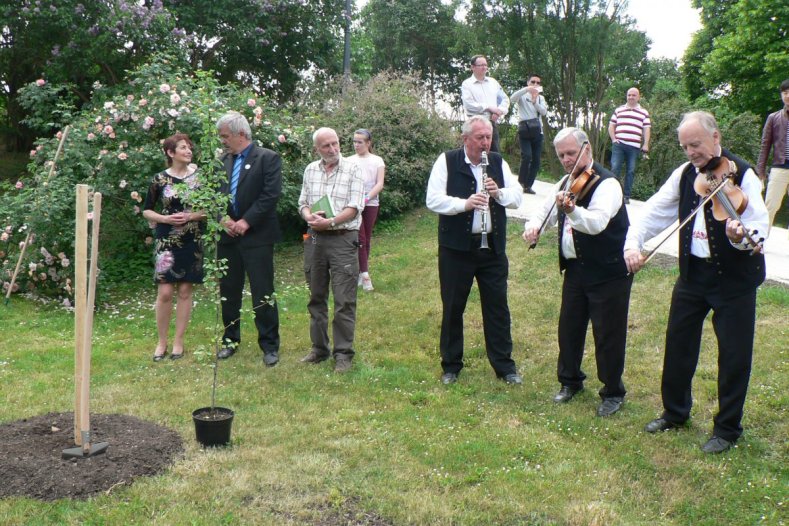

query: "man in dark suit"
xmin=523 ymin=127 xmax=632 ymax=417
xmin=215 ymin=111 xmax=282 ymax=366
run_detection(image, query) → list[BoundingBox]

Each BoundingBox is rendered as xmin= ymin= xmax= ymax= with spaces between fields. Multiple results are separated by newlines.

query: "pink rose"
xmin=278 ymin=134 xmax=286 ymax=143
xmin=139 ymin=98 xmax=148 ymax=107
xmin=15 ymin=181 xmax=23 ymax=189
xmin=87 ymin=133 xmax=96 ymax=140
xmin=253 ymin=106 xmax=263 ymax=116
xmin=39 ymin=272 xmax=47 ymax=281
xmin=142 ymin=116 xmax=155 ymax=130
xmin=56 ymin=131 xmax=63 ymax=140
xmin=126 ymin=94 xmax=134 ymax=101
xmin=159 ymin=83 xmax=171 ymax=93
xmin=170 ymin=93 xmax=181 ymax=105
xmin=36 ymin=79 xmax=46 ymax=86
xmin=30 ymin=150 xmax=36 ymax=157
xmin=144 ymin=236 xmax=153 ymax=245
xmin=86 ymin=212 xmax=94 ymax=220
xmin=0 ymin=233 xmax=8 ymax=242
xmin=103 ymin=125 xmax=113 ymax=135
xmin=61 ymin=258 xmax=70 ymax=268
xmin=130 ymin=191 xmax=140 ymax=201
xmin=133 ymin=205 xmax=141 ymax=215
xmin=247 ymin=98 xmax=256 ymax=107
xmin=117 ymin=152 xmax=128 ymax=160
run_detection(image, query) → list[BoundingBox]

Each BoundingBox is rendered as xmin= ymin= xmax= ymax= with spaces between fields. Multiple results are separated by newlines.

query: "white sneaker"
xmin=361 ymin=275 xmax=374 ymax=291
xmin=358 ymin=274 xmax=363 ymax=287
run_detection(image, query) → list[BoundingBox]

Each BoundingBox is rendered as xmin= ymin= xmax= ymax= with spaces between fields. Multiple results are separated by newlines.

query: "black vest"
xmin=677 ymin=149 xmax=765 ymax=296
xmin=438 ymin=149 xmax=508 ymax=253
xmin=558 ymin=162 xmax=630 ymax=285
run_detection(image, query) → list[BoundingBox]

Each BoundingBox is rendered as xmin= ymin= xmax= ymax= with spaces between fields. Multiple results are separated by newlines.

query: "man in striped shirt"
xmin=608 ymin=88 xmax=651 ymax=203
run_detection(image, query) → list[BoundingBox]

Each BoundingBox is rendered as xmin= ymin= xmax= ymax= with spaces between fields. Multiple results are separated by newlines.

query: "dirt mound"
xmin=0 ymin=412 xmax=183 ymax=501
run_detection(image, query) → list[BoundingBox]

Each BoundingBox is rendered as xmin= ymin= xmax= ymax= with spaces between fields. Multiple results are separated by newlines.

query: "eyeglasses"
xmin=473 ymin=63 xmax=488 ymax=68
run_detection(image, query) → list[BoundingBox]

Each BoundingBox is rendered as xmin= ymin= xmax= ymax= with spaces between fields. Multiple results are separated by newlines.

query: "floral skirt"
xmin=153 ymin=234 xmax=204 ymax=284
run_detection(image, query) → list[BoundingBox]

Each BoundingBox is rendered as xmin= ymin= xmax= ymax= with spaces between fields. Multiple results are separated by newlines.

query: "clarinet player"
xmin=426 ymin=116 xmax=524 ymax=385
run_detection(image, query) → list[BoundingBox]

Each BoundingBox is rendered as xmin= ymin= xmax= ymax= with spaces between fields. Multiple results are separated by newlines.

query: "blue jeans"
xmin=518 ymin=133 xmax=543 ymax=189
xmin=610 ymin=142 xmax=639 ymax=198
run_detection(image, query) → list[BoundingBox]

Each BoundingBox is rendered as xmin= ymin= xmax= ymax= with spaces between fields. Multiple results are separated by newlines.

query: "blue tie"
xmin=230 ymin=154 xmax=243 ymax=213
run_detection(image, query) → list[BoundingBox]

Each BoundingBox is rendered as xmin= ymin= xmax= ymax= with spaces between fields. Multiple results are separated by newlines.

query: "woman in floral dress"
xmin=142 ymin=133 xmax=205 ymax=361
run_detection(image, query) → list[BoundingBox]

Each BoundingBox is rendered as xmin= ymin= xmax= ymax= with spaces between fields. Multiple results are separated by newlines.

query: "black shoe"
xmin=701 ymin=436 xmax=734 ymax=454
xmin=597 ymin=397 xmax=624 ymax=417
xmin=169 ymin=351 xmax=184 ymax=360
xmin=441 ymin=372 xmax=458 ymax=385
xmin=217 ymin=347 xmax=236 ymax=360
xmin=152 ymin=346 xmax=167 ymax=362
xmin=524 ymin=187 xmax=536 ymax=195
xmin=553 ymin=385 xmax=582 ymax=403
xmin=644 ymin=417 xmax=678 ymax=433
xmin=502 ymin=373 xmax=523 ymax=385
xmin=263 ymin=352 xmax=279 ymax=367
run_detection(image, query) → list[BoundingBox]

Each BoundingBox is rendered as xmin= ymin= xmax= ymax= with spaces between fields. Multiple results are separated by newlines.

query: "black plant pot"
xmin=192 ymin=407 xmax=234 ymax=447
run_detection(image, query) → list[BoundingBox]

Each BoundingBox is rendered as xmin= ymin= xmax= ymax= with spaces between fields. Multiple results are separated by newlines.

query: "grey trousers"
xmin=303 ymin=230 xmax=359 ymax=357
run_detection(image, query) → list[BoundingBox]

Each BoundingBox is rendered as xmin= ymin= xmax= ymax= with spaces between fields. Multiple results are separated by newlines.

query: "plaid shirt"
xmin=298 ymin=155 xmax=365 ymax=231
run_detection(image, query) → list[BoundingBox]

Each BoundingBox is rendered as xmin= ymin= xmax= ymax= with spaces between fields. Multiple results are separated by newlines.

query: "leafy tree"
xmin=700 ymin=0 xmax=789 ymax=116
xmin=166 ymin=0 xmax=347 ymax=101
xmin=0 ymin=0 xmax=179 ymax=149
xmin=360 ymin=0 xmax=464 ymax=107
xmin=464 ymin=0 xmax=650 ymax=167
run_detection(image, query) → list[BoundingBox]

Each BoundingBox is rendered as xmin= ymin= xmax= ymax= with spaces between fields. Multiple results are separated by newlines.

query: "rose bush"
xmin=1 ymin=56 xmax=313 ymax=300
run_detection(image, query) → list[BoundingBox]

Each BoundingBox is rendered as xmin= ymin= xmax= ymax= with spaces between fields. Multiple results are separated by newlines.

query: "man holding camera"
xmin=511 ymin=74 xmax=548 ymax=194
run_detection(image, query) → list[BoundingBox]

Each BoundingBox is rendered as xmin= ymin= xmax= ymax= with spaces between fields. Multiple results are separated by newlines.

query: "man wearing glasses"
xmin=461 ymin=55 xmax=509 ymax=152
xmin=511 ymin=74 xmax=548 ymax=194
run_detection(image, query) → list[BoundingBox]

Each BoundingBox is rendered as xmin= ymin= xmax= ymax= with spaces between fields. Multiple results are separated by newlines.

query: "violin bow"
xmin=642 ymin=181 xmax=728 ymax=264
xmin=528 ymin=141 xmax=589 ymax=250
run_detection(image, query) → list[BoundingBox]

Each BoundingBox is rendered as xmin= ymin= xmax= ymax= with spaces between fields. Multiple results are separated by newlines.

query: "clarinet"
xmin=479 ymin=151 xmax=490 ymax=249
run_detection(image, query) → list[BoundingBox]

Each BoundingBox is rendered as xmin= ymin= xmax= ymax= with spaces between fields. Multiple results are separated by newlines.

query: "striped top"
xmin=609 ymin=104 xmax=651 ymax=149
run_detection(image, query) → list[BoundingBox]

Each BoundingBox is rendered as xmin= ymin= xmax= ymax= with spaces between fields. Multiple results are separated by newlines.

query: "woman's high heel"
xmin=153 ymin=346 xmax=167 ymax=362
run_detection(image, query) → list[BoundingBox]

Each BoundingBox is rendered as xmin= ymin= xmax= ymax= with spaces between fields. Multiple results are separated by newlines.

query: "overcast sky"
xmin=626 ymin=0 xmax=702 ymax=60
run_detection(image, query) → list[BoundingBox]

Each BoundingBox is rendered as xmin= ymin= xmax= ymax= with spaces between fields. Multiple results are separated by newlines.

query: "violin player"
xmin=624 ymin=111 xmax=769 ymax=454
xmin=523 ymin=127 xmax=632 ymax=417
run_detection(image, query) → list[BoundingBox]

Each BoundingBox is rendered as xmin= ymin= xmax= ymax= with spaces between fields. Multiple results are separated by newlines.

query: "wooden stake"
xmin=79 ymin=192 xmax=101 ymax=451
xmin=74 ymin=185 xmax=88 ymax=445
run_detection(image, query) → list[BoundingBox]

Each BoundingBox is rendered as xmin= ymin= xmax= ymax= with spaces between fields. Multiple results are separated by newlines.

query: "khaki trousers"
xmin=765 ymin=167 xmax=789 ymax=231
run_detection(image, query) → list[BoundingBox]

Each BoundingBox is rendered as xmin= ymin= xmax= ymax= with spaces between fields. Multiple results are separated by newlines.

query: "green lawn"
xmin=1 ymin=210 xmax=787 ymax=525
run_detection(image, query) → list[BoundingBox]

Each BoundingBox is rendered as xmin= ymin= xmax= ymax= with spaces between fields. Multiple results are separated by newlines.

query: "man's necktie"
xmin=230 ymin=154 xmax=243 ymax=213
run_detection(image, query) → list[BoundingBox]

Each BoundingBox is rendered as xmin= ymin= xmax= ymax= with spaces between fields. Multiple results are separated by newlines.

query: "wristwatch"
xmin=330 ymin=219 xmax=336 ymax=228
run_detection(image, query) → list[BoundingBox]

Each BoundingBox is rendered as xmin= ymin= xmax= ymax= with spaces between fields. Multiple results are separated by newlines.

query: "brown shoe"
xmin=300 ymin=350 xmax=330 ymax=364
xmin=334 ymin=355 xmax=352 ymax=373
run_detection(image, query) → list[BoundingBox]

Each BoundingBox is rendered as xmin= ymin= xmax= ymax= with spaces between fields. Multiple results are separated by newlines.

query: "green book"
xmin=311 ymin=194 xmax=336 ymax=218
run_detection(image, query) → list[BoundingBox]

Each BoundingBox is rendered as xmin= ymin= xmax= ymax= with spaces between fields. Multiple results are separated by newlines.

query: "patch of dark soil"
xmin=311 ymin=497 xmax=394 ymax=526
xmin=0 ymin=412 xmax=183 ymax=501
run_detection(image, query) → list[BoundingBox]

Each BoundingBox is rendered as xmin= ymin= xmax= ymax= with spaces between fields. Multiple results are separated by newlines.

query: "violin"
xmin=693 ymin=157 xmax=763 ymax=253
xmin=528 ymin=141 xmax=594 ymax=250
xmin=565 ymin=165 xmax=599 ymax=204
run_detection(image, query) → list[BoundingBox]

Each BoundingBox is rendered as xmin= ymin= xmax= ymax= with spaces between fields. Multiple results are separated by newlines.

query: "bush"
xmin=624 ymin=84 xmax=763 ymax=200
xmin=309 ymin=72 xmax=456 ymax=220
xmin=0 ymin=57 xmax=312 ymax=300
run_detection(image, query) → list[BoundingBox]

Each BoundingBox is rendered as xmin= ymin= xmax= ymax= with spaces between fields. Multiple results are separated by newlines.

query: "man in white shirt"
xmin=426 ymin=116 xmax=523 ymax=385
xmin=523 ymin=127 xmax=632 ymax=417
xmin=461 ymin=55 xmax=509 ymax=152
xmin=624 ymin=111 xmax=768 ymax=454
